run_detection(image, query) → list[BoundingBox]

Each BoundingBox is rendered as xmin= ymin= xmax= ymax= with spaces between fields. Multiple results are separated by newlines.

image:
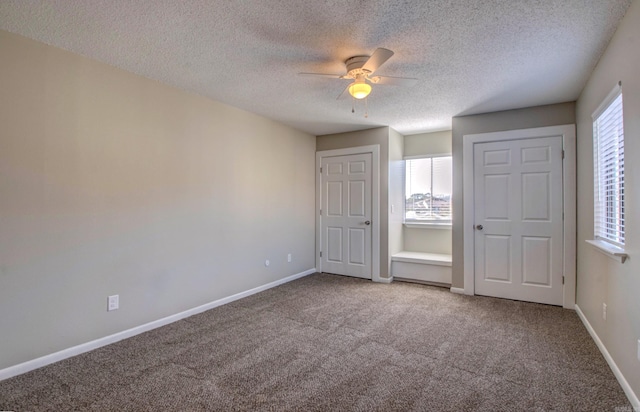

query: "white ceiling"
xmin=0 ymin=1 xmax=632 ymax=136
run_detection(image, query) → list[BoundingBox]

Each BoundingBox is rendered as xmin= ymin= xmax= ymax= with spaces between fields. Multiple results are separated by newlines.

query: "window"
xmin=593 ymin=85 xmax=624 ymax=247
xmin=405 ymin=156 xmax=452 ymax=225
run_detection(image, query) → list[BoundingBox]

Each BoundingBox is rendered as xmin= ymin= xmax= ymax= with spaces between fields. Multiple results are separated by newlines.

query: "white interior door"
xmin=473 ymin=136 xmax=564 ymax=305
xmin=321 ymin=153 xmax=372 ymax=279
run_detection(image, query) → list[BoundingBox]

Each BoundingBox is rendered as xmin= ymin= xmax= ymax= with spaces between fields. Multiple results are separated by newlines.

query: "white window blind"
xmin=593 ymin=86 xmax=624 ymax=246
xmin=405 ymin=156 xmax=452 ymax=223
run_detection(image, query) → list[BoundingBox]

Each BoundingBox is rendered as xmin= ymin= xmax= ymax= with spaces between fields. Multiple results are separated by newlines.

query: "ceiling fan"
xmin=299 ymin=48 xmax=418 ymax=101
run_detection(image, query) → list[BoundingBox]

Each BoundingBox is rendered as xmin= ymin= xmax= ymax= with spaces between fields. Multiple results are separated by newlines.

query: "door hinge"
xmin=562 ymin=276 xmax=565 ymax=285
xmin=320 ymin=251 xmax=323 ymax=257
xmin=319 ymin=209 xmax=322 ymax=216
xmin=320 ymin=167 xmax=323 ymax=173
xmin=562 ymin=150 xmax=565 ymax=159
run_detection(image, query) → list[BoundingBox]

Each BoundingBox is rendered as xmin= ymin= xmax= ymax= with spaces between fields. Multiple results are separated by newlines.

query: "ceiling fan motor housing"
xmin=345 ymin=56 xmax=372 ymax=78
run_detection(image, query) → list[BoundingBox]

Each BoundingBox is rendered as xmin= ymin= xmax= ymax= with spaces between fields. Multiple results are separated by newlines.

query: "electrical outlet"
xmin=287 ymin=253 xmax=292 ymax=263
xmin=602 ymin=303 xmax=607 ymax=321
xmin=108 ymin=295 xmax=119 ymax=311
xmin=265 ymin=259 xmax=270 ymax=267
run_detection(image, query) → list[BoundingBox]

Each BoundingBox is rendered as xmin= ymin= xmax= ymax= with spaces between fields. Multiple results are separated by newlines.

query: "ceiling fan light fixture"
xmin=348 ymin=81 xmax=371 ymax=99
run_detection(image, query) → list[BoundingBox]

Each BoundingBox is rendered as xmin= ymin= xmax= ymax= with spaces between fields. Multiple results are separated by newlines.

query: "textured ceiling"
xmin=0 ymin=1 xmax=632 ymax=136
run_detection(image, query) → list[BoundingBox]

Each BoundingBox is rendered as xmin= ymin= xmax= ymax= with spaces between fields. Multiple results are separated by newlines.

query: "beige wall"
xmin=0 ymin=31 xmax=316 ymax=370
xmin=576 ymin=0 xmax=640 ymax=398
xmin=404 ymin=130 xmax=452 ymax=157
xmin=403 ymin=131 xmax=453 ymax=255
xmin=316 ymin=127 xmax=391 ymax=277
xmin=451 ymin=102 xmax=576 ymax=288
xmin=404 ymin=228 xmax=452 ymax=256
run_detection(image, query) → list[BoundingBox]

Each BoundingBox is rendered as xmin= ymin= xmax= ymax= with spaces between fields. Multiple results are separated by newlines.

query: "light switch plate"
xmin=108 ymin=295 xmax=119 ymax=311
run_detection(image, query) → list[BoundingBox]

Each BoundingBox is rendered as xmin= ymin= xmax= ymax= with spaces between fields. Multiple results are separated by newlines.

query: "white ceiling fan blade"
xmin=336 ymin=83 xmax=351 ymax=100
xmin=371 ymin=75 xmax=418 ymax=87
xmin=298 ymin=72 xmax=344 ymax=79
xmin=362 ymin=48 xmax=394 ymax=73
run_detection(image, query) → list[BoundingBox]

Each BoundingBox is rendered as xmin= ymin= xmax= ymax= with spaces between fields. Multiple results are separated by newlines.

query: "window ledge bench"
xmin=391 ymin=251 xmax=452 ymax=285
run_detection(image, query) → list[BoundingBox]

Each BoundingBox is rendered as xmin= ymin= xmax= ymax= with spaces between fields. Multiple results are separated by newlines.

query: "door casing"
xmin=316 ymin=145 xmax=381 ymax=282
xmin=462 ymin=125 xmax=576 ymax=309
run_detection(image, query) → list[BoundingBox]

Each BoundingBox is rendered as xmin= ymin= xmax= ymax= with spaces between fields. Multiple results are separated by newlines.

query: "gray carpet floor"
xmin=0 ymin=273 xmax=631 ymax=411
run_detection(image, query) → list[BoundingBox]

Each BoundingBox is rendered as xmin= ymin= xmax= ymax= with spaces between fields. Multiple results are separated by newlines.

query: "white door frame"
xmin=462 ymin=125 xmax=576 ymax=309
xmin=316 ymin=145 xmax=381 ymax=282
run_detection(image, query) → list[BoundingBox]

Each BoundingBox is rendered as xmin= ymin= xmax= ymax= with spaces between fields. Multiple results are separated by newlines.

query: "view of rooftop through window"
xmin=405 ymin=156 xmax=452 ymax=223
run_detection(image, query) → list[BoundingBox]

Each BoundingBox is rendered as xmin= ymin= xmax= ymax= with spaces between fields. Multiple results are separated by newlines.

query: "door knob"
xmin=364 ymin=220 xmax=371 ymax=225
xmin=476 ymin=224 xmax=483 ymax=230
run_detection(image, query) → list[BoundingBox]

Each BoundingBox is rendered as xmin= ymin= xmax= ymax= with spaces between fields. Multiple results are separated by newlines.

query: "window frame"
xmin=403 ymin=154 xmax=452 ymax=229
xmin=587 ymin=82 xmax=627 ymax=263
xmin=592 ymin=83 xmax=624 ymax=247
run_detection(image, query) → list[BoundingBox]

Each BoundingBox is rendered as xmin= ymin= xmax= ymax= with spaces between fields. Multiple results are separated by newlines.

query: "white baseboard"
xmin=575 ymin=304 xmax=639 ymax=410
xmin=376 ymin=276 xmax=393 ymax=284
xmin=0 ymin=268 xmax=316 ymax=382
xmin=450 ymin=287 xmax=468 ymax=295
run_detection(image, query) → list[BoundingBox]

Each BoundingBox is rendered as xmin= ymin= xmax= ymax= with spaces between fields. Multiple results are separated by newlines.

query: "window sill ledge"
xmin=404 ymin=222 xmax=452 ymax=230
xmin=585 ymin=239 xmax=628 ymax=263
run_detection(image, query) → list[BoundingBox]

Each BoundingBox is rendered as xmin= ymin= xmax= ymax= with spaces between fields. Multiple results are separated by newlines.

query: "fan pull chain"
xmin=350 ymin=96 xmax=369 ymax=118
